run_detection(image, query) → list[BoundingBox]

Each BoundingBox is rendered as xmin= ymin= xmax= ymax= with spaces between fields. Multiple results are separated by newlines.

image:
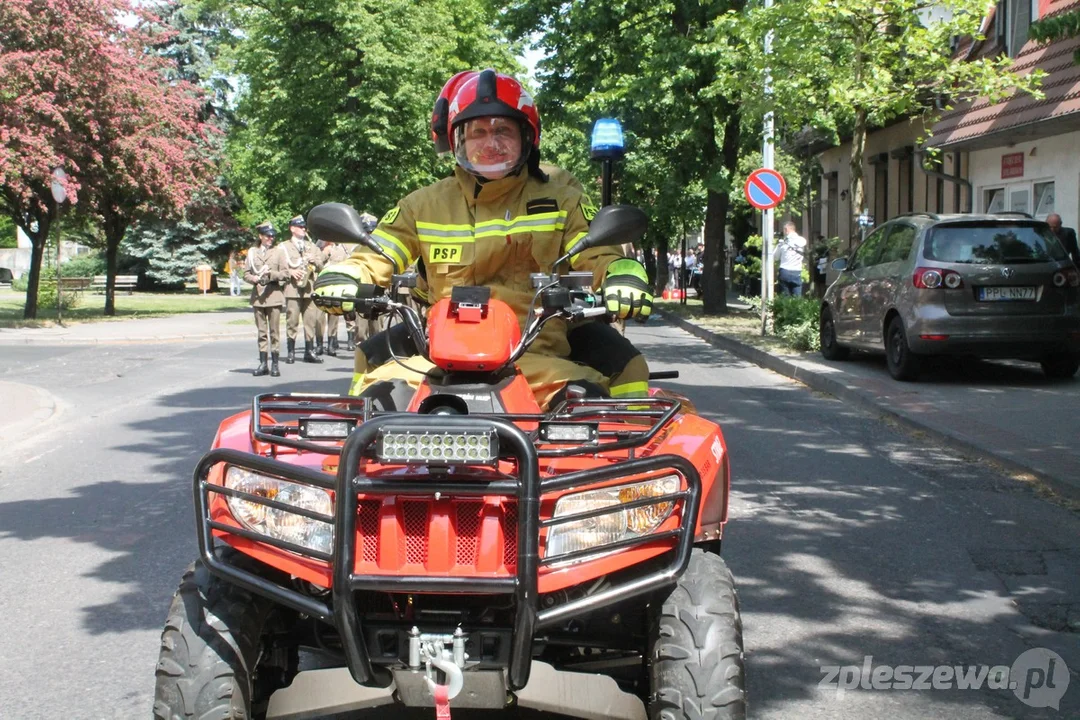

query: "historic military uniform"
xmin=321 ymin=241 xmax=352 ymax=356
xmin=279 ymin=215 xmax=325 ymax=364
xmin=244 ymin=222 xmax=288 ymax=377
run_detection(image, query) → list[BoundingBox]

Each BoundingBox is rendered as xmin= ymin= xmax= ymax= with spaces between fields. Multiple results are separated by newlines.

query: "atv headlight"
xmin=223 ymin=467 xmax=333 ymax=555
xmin=545 ymin=475 xmax=681 ymax=559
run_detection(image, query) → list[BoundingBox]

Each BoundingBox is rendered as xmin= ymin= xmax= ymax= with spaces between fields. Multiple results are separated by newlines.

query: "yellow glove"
xmin=603 ymin=259 xmax=653 ymax=320
xmin=313 ymin=264 xmax=365 ymax=315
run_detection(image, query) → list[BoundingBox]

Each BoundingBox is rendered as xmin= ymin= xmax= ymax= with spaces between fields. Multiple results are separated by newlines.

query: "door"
xmin=833 ymin=226 xmax=888 ymax=344
xmin=862 ymin=223 xmax=917 ymax=346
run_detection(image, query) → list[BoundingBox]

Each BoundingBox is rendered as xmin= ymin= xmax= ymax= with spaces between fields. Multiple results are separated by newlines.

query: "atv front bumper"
xmin=193 ymin=415 xmax=701 ymax=691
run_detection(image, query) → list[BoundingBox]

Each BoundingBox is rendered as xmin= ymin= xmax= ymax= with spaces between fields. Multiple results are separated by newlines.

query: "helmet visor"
xmin=453 ymin=117 xmax=527 ymax=180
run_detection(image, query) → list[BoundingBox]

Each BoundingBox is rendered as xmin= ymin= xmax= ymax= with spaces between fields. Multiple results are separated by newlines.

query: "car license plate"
xmin=977 ymin=286 xmax=1036 ymax=301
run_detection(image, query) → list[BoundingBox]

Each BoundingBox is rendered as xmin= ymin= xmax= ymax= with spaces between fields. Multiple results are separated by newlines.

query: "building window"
xmin=1034 ymin=181 xmax=1055 ymax=218
xmin=827 ymin=173 xmax=838 ymax=238
xmin=985 ymin=187 xmax=1005 ymax=213
xmin=874 ymin=159 xmax=889 ymax=225
xmin=999 ymin=0 xmax=1037 ymax=57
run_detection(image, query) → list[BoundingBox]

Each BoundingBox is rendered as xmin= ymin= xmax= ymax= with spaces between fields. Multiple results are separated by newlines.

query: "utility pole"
xmin=761 ymin=0 xmax=775 ymax=336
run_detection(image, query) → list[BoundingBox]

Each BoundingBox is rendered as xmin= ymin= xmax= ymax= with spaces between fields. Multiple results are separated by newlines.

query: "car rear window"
xmin=924 ymin=223 xmax=1067 ymax=264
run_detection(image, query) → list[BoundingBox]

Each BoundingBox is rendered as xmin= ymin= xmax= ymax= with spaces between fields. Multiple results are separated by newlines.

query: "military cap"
xmin=288 ymin=214 xmax=306 ymax=228
xmin=255 ymin=221 xmax=276 ymax=237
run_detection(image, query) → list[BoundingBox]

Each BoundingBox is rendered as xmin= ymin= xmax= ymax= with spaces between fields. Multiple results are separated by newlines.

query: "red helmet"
xmin=447 ymin=69 xmax=540 ymax=178
xmin=431 ymin=71 xmax=476 ymax=155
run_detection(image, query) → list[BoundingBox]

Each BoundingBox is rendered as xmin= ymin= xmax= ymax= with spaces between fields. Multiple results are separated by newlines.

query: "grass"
xmin=654 ymin=298 xmax=799 ymax=355
xmin=0 ymin=287 xmax=249 ymax=328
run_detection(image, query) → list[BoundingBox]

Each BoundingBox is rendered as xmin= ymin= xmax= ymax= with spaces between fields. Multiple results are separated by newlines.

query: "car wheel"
xmin=819 ymin=307 xmax=849 ymax=361
xmin=1040 ymin=352 xmax=1079 ymax=380
xmin=886 ymin=317 xmax=921 ymax=381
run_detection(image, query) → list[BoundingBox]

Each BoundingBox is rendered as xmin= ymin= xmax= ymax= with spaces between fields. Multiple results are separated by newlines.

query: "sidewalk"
xmin=0 ymin=309 xmax=252 ymax=345
xmin=657 ymin=297 xmax=1080 ymax=501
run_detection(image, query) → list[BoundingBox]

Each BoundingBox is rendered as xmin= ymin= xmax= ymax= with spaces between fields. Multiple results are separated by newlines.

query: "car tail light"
xmin=1052 ymin=269 xmax=1079 ymax=288
xmin=913 ymin=267 xmax=963 ymax=289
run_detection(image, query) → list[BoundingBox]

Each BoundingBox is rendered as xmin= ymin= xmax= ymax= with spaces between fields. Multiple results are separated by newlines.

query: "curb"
xmin=657 ymin=310 xmax=1080 ymax=501
xmin=0 ymin=331 xmax=250 ymax=346
xmin=0 ymin=381 xmax=61 ymax=445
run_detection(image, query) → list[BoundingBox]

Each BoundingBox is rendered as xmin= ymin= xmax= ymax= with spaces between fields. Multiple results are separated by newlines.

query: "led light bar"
xmin=299 ymin=417 xmax=358 ymax=439
xmin=538 ymin=422 xmax=598 ymax=444
xmin=376 ymin=428 xmax=498 ymax=464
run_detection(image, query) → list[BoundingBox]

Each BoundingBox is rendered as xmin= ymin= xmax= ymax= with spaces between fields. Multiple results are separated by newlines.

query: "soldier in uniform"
xmin=244 ymin=222 xmax=287 ymax=377
xmin=320 ymin=238 xmax=353 ymax=356
xmin=280 ymin=214 xmax=325 ymax=364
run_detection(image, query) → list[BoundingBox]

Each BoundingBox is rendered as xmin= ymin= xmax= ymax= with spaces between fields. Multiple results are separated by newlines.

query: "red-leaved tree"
xmin=0 ymin=0 xmax=217 ymax=318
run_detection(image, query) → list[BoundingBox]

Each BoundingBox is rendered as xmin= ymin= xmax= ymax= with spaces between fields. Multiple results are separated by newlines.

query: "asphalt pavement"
xmin=3 ymin=303 xmax=1077 ymax=500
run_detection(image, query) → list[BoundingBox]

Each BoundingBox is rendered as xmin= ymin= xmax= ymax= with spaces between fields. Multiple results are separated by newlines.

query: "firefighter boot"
xmin=253 ymin=352 xmax=269 ymax=377
xmin=270 ymin=352 xmax=281 ymax=377
xmin=303 ymin=342 xmax=323 ymax=364
xmin=286 ymin=338 xmax=296 ymax=364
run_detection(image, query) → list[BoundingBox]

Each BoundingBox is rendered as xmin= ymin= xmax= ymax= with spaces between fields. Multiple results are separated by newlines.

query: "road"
xmin=0 ymin=320 xmax=1077 ymax=718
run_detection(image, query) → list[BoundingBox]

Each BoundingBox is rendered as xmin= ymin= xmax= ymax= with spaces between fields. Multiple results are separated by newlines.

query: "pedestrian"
xmin=227 ymin=248 xmax=243 ymax=296
xmin=773 ymin=221 xmax=807 ymax=297
xmin=1047 ymin=213 xmax=1079 ymax=265
xmin=313 ymin=69 xmax=651 ymax=409
xmin=244 ymin=222 xmax=287 ymax=377
xmin=279 ymin=214 xmax=326 ymax=364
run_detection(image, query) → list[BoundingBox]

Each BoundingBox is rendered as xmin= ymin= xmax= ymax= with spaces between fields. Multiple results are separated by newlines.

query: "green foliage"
xmin=738 ymin=293 xmax=820 ymax=351
xmin=61 ymin=252 xmax=107 ymax=278
xmin=35 ymin=269 xmax=82 ymax=312
xmin=12 ymin=276 xmax=28 ymax=292
xmin=1030 ymin=10 xmax=1080 ymax=64
xmin=123 ymin=216 xmax=245 ymax=290
xmin=221 ymin=0 xmax=519 ymax=223
xmin=0 ymin=216 xmax=15 ymax=248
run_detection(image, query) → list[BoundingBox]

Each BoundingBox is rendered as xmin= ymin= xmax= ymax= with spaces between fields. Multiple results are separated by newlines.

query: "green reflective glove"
xmin=313 ymin=264 xmax=365 ymax=315
xmin=603 ymin=258 xmax=652 ymax=320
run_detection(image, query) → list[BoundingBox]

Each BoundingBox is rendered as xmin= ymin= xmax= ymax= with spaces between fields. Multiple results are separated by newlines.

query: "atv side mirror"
xmin=565 ymin=205 xmax=648 ymax=259
xmin=307 ymin=203 xmax=383 ymax=255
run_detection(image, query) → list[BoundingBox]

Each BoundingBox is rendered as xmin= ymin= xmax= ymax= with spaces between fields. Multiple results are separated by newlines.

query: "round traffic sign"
xmin=744 ymin=168 xmax=787 ymax=210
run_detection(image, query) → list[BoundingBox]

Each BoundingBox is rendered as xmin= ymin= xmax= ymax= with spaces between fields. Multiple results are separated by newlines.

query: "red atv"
xmin=154 ymin=204 xmax=745 ymax=720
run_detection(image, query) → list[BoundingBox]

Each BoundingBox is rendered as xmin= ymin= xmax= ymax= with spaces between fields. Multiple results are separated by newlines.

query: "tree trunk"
xmin=656 ymin=244 xmax=670 ymax=294
xmin=849 ymin=110 xmax=868 ymax=250
xmin=701 ymin=108 xmax=740 ymax=315
xmin=642 ymin=244 xmax=657 ymax=288
xmin=20 ymin=212 xmax=51 ymax=320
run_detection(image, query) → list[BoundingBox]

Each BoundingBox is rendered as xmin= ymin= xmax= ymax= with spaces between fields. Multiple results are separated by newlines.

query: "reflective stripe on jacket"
xmin=340 ymin=166 xmax=624 ymax=358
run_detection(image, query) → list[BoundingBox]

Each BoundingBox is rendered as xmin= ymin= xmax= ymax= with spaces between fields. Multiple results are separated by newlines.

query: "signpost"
xmin=744 ymin=167 xmax=787 ymax=334
xmin=50 ymin=168 xmax=69 ymax=326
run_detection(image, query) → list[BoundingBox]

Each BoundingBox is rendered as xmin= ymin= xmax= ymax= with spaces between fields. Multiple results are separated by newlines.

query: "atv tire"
xmin=154 ymin=548 xmax=297 ymax=720
xmin=649 ymin=549 xmax=746 ymax=719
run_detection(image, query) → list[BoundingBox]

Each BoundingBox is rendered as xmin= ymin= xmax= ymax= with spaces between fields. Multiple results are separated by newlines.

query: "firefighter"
xmin=279 ymin=215 xmax=325 ymax=364
xmin=314 ymin=69 xmax=652 ymax=409
xmin=244 ymin=222 xmax=287 ymax=377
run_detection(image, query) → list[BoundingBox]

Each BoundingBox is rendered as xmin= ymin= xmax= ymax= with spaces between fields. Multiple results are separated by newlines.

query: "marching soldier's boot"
xmin=286 ymin=338 xmax=296 ymax=364
xmin=346 ymin=334 xmax=356 ymax=352
xmin=327 ymin=337 xmax=338 ymax=357
xmin=253 ymin=352 xmax=269 ymax=377
xmin=315 ymin=340 xmax=324 ymax=356
xmin=304 ymin=342 xmax=323 ymax=364
xmin=270 ymin=352 xmax=281 ymax=377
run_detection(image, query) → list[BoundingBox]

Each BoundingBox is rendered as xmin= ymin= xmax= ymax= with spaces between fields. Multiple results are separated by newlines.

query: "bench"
xmin=92 ymin=274 xmax=138 ymax=294
xmin=58 ymin=276 xmax=93 ymax=291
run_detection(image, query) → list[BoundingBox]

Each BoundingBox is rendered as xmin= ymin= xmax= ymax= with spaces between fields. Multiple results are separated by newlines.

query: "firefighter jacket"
xmin=278 ymin=237 xmax=324 ymax=299
xmin=340 ymin=165 xmax=625 ymax=359
xmin=244 ymin=243 xmax=287 ymax=307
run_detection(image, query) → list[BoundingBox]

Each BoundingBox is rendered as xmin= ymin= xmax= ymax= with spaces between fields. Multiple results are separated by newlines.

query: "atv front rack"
xmin=194 ymin=415 xmax=701 ymax=691
xmin=249 ymin=392 xmax=682 ymax=458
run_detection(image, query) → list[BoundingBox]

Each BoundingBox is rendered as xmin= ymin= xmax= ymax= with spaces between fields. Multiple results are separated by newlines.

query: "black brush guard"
xmin=195 ymin=407 xmax=701 ymax=691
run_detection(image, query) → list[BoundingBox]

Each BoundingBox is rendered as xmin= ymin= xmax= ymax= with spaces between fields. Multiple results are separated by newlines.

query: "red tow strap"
xmin=434 ymin=683 xmax=451 ymax=719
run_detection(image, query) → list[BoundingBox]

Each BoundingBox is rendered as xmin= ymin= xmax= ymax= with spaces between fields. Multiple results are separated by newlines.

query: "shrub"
xmin=62 ymin=252 xmax=107 ymax=278
xmin=771 ymin=295 xmax=819 ymax=332
xmin=12 ymin=276 xmax=28 ymax=292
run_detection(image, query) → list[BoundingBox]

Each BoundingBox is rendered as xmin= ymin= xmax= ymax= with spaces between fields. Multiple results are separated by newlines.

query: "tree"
xmin=502 ymin=0 xmax=748 ymax=314
xmin=1030 ymin=9 xmax=1080 ymax=63
xmin=0 ymin=0 xmax=218 ymax=318
xmin=739 ymin=0 xmax=1038 ymax=246
xmin=214 ymin=0 xmax=520 ymax=224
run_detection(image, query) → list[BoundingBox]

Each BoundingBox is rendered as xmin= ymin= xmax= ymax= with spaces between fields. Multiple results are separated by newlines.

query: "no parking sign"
xmin=744 ymin=168 xmax=787 ymax=210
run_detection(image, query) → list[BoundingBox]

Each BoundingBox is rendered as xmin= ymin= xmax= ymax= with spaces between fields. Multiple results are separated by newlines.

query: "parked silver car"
xmin=819 ymin=213 xmax=1080 ymax=380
